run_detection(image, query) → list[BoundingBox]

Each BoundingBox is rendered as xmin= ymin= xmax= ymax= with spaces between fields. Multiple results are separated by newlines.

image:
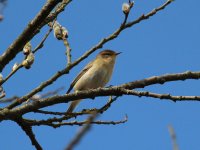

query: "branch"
xmin=0 ymin=87 xmax=64 ymax=103
xmin=2 ymin=71 xmax=200 ymax=119
xmin=65 ymin=113 xmax=98 ymax=150
xmin=5 ymin=0 xmax=173 ymax=109
xmin=0 ymin=0 xmax=64 ymax=72
xmin=0 ymin=86 xmax=5 ymax=99
xmin=0 ymin=64 xmax=23 ymax=86
xmin=97 ymin=96 xmax=119 ymax=113
xmin=31 ymin=97 xmax=118 ymax=124
xmin=70 ymin=0 xmax=173 ymax=70
xmin=27 ymin=110 xmax=97 ymax=125
xmin=32 ymin=24 xmax=54 ymax=54
xmin=0 ymin=25 xmax=54 ymax=86
xmin=0 ymin=96 xmax=18 ymax=103
xmin=125 ymin=89 xmax=200 ymax=102
xmin=125 ymin=0 xmax=173 ymax=28
xmin=41 ymin=0 xmax=73 ymax=26
xmin=16 ymin=119 xmax=42 ymax=150
xmin=63 ymin=38 xmax=72 ymax=64
xmin=168 ymin=125 xmax=180 ymax=150
xmin=25 ymin=115 xmax=127 ymax=127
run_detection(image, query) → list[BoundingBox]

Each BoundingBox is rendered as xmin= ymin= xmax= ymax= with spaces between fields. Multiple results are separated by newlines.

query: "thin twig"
xmin=0 ymin=64 xmax=23 ymax=86
xmin=0 ymin=86 xmax=5 ymax=99
xmin=65 ymin=113 xmax=98 ymax=150
xmin=125 ymin=0 xmax=173 ymax=28
xmin=41 ymin=0 xmax=72 ymax=27
xmin=32 ymin=25 xmax=54 ymax=54
xmin=0 ymin=0 xmax=65 ymax=72
xmin=39 ymin=86 xmax=64 ymax=98
xmin=25 ymin=115 xmax=127 ymax=128
xmin=168 ymin=125 xmax=180 ymax=150
xmin=0 ymin=96 xmax=18 ymax=103
xmin=122 ymin=89 xmax=200 ymax=102
xmin=32 ymin=97 xmax=119 ymax=124
xmin=63 ymin=38 xmax=72 ymax=64
xmin=98 ymin=96 xmax=119 ymax=113
xmin=0 ymin=26 xmax=54 ymax=86
xmin=0 ymin=87 xmax=64 ymax=103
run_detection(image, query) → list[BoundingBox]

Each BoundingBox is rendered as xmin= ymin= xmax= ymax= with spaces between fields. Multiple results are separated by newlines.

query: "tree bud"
xmin=122 ymin=3 xmax=130 ymax=14
xmin=22 ymin=52 xmax=35 ymax=69
xmin=23 ymin=42 xmax=32 ymax=55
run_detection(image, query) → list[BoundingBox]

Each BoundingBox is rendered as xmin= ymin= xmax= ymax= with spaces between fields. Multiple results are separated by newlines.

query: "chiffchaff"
xmin=66 ymin=50 xmax=121 ymax=113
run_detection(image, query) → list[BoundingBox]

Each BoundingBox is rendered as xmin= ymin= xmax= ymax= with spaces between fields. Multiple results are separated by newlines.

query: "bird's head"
xmin=97 ymin=50 xmax=121 ymax=63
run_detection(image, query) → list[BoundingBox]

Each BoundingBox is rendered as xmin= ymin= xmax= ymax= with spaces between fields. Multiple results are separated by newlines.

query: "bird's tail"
xmin=67 ymin=99 xmax=81 ymax=113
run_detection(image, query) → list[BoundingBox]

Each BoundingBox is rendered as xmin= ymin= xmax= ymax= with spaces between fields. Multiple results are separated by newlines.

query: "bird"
xmin=66 ymin=50 xmax=121 ymax=113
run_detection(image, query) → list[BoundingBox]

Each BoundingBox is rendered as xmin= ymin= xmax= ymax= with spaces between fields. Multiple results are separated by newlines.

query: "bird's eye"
xmin=103 ymin=53 xmax=111 ymax=58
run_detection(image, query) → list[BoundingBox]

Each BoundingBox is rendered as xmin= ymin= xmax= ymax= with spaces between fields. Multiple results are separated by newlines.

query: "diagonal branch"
xmin=168 ymin=125 xmax=180 ymax=150
xmin=65 ymin=113 xmax=98 ymax=150
xmin=0 ymin=25 xmax=54 ymax=86
xmin=70 ymin=0 xmax=173 ymax=68
xmin=0 ymin=64 xmax=23 ymax=86
xmin=0 ymin=87 xmax=64 ymax=103
xmin=125 ymin=0 xmax=173 ymax=28
xmin=32 ymin=24 xmax=54 ymax=54
xmin=0 ymin=0 xmax=64 ymax=72
xmin=41 ymin=0 xmax=73 ymax=27
xmin=16 ymin=118 xmax=42 ymax=150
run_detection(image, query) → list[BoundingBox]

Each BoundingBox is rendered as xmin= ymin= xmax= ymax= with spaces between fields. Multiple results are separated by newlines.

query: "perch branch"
xmin=2 ymin=71 xmax=200 ymax=120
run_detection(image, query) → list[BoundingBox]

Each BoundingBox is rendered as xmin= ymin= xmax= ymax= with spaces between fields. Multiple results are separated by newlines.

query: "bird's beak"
xmin=115 ymin=52 xmax=122 ymax=56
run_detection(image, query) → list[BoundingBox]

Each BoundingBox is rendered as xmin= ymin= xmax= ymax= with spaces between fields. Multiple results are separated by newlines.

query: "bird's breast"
xmin=74 ymin=63 xmax=113 ymax=90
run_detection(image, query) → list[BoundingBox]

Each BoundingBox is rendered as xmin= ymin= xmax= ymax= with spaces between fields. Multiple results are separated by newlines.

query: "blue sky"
xmin=0 ymin=0 xmax=200 ymax=150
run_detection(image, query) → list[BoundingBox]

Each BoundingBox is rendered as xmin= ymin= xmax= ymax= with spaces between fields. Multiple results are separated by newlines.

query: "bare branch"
xmin=16 ymin=119 xmax=42 ymax=150
xmin=32 ymin=24 xmax=54 ymax=54
xmin=0 ymin=64 xmax=23 ymax=86
xmin=0 ymin=86 xmax=5 ymax=99
xmin=0 ymin=25 xmax=54 ymax=86
xmin=0 ymin=96 xmax=18 ymax=103
xmin=125 ymin=0 xmax=173 ymax=28
xmin=124 ymin=89 xmax=200 ymax=102
xmin=25 ymin=115 xmax=127 ymax=128
xmin=41 ymin=0 xmax=73 ymax=26
xmin=65 ymin=113 xmax=98 ymax=150
xmin=168 ymin=125 xmax=180 ymax=150
xmin=70 ymin=0 xmax=173 ymax=71
xmin=97 ymin=96 xmax=119 ymax=113
xmin=63 ymin=38 xmax=72 ymax=65
xmin=38 ymin=86 xmax=65 ymax=98
xmin=34 ymin=109 xmax=67 ymax=116
xmin=0 ymin=0 xmax=66 ymax=72
xmin=0 ymin=87 xmax=64 ymax=103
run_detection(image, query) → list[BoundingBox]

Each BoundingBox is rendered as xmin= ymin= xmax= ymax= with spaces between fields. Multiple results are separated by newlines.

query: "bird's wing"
xmin=66 ymin=60 xmax=93 ymax=94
